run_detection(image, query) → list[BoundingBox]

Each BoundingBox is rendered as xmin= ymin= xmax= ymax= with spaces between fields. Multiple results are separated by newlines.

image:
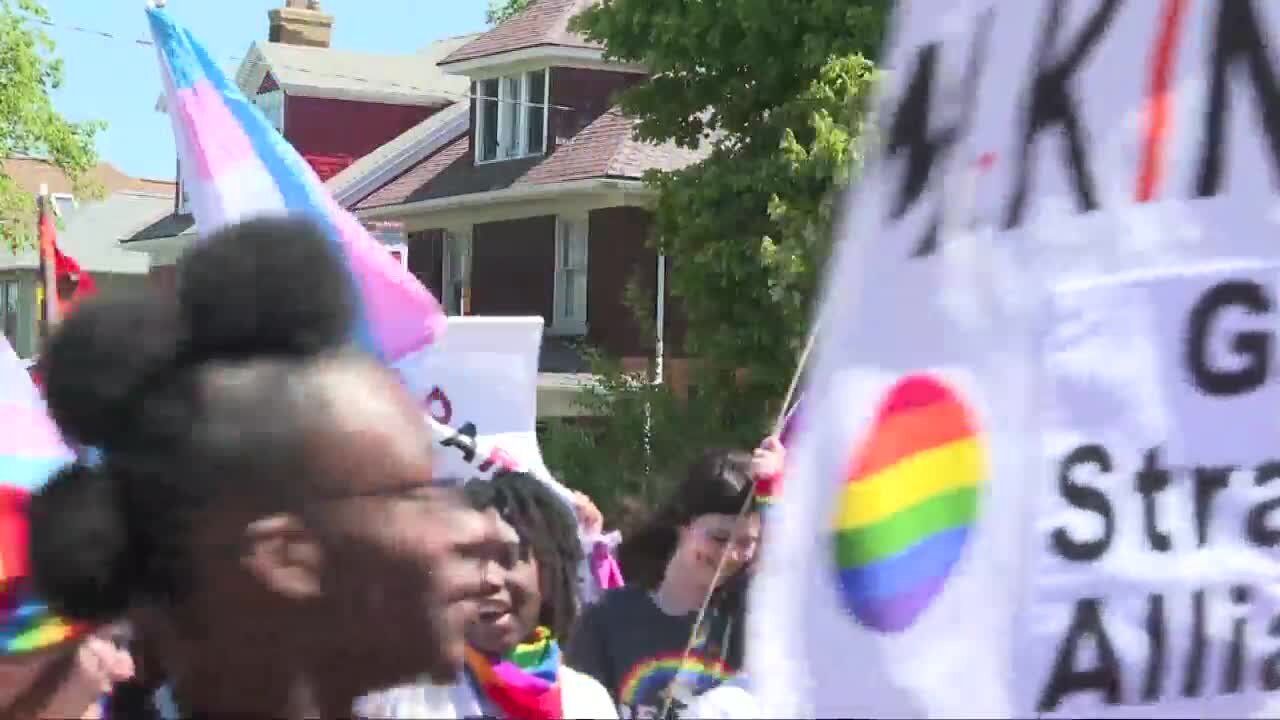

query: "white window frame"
xmin=50 ymin=193 xmax=76 ymax=218
xmin=385 ymin=243 xmax=408 ymax=270
xmin=474 ymin=68 xmax=550 ymax=165
xmin=1 ymin=279 xmax=20 ymax=351
xmin=255 ymin=88 xmax=286 ymax=134
xmin=551 ymin=213 xmax=588 ymax=336
xmin=441 ymin=228 xmax=472 ymax=316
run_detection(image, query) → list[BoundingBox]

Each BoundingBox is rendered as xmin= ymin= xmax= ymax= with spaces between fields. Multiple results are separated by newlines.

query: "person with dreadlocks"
xmin=356 ymin=470 xmax=616 ymax=719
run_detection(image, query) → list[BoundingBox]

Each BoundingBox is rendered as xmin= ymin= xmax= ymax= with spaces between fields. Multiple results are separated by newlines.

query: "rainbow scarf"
xmin=464 ymin=626 xmax=563 ymax=720
xmin=0 ymin=336 xmax=81 ymax=656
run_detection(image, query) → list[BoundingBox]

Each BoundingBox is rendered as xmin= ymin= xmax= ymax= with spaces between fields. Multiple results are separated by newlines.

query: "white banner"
xmin=751 ymin=1 xmax=1280 ymax=718
xmin=393 ymin=316 xmax=570 ymax=502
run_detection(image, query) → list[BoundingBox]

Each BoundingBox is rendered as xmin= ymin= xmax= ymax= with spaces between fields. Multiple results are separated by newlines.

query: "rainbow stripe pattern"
xmin=831 ymin=373 xmax=984 ymax=633
xmin=618 ymin=651 xmax=733 ymax=708
xmin=0 ymin=336 xmax=80 ymax=655
xmin=146 ymin=4 xmax=445 ymax=363
xmin=464 ymin=626 xmax=563 ymax=720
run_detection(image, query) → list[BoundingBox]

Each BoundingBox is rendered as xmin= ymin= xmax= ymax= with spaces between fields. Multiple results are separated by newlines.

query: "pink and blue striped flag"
xmin=146 ymin=3 xmax=445 ymax=362
xmin=0 ymin=336 xmax=82 ymax=655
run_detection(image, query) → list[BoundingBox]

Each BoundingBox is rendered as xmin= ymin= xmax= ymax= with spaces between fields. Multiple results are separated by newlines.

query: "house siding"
xmin=149 ymin=264 xmax=178 ymax=296
xmin=547 ymin=68 xmax=644 ymax=151
xmin=283 ymin=96 xmax=438 ymax=180
xmin=469 ymin=216 xmax=555 ymax=323
xmin=586 ymin=207 xmax=687 ymax=359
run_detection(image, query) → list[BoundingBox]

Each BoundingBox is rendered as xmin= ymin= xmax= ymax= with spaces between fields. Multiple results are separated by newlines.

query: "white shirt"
xmin=355 ymin=665 xmax=618 ymax=719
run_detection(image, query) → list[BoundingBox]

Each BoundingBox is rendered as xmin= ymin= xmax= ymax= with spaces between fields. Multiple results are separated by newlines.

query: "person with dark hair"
xmin=356 ymin=471 xmax=616 ymax=719
xmin=25 ymin=215 xmax=501 ymax=719
xmin=566 ymin=449 xmax=769 ymax=720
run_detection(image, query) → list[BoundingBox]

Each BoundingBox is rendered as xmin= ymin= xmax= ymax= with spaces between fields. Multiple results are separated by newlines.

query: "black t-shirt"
xmin=566 ymin=586 xmax=740 ymax=720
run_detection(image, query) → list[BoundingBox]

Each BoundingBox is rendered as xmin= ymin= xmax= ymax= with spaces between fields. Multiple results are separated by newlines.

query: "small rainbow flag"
xmin=145 ymin=3 xmax=445 ymax=362
xmin=0 ymin=336 xmax=81 ymax=655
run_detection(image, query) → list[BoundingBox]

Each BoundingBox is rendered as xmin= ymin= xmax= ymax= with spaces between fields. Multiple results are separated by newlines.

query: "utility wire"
xmin=21 ymin=10 xmax=633 ymax=117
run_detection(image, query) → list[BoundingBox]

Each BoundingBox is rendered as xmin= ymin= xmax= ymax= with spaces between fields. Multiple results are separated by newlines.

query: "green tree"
xmin=539 ymin=2 xmax=887 ymax=515
xmin=485 ymin=0 xmax=531 ymax=26
xmin=0 ymin=0 xmax=102 ymax=250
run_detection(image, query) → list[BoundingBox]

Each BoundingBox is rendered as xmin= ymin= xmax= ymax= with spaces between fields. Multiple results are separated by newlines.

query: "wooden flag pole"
xmin=35 ymin=185 xmax=50 ymax=344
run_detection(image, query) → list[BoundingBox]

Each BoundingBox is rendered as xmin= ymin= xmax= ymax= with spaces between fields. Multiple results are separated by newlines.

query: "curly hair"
xmin=28 ymin=216 xmax=357 ymax=623
xmin=463 ymin=472 xmax=583 ymax=643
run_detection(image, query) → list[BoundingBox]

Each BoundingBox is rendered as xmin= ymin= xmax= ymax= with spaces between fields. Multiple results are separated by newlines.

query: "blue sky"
xmin=39 ymin=0 xmax=491 ymax=180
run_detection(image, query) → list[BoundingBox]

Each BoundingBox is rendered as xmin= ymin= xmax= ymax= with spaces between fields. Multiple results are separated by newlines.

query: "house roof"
xmin=125 ymin=211 xmax=196 ymax=244
xmin=1 ymin=157 xmax=173 ymax=198
xmin=326 ymin=101 xmax=470 ymax=206
xmin=0 ymin=191 xmax=171 ymax=274
xmin=233 ymin=34 xmax=478 ymax=106
xmin=355 ymin=108 xmax=706 ymax=210
xmin=440 ymin=0 xmax=601 ymax=66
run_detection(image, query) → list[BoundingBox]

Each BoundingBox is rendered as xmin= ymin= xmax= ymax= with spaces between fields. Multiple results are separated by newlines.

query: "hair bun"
xmin=41 ymin=292 xmax=183 ymax=449
xmin=178 ymin=215 xmax=355 ymax=360
xmin=27 ymin=463 xmax=135 ymax=623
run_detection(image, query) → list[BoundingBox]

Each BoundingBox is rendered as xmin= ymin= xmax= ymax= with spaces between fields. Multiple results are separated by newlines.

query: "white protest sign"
xmin=392 ymin=316 xmax=571 ymax=503
xmin=750 ymin=1 xmax=1280 ymax=718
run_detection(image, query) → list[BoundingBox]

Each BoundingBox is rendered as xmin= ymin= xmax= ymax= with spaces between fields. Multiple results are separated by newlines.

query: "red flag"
xmin=36 ymin=197 xmax=95 ymax=332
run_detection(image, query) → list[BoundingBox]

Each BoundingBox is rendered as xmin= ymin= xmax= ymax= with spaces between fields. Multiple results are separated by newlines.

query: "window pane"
xmin=52 ymin=195 xmax=75 ymax=218
xmin=526 ymin=71 xmax=546 ymax=155
xmin=498 ymin=76 xmax=520 ymax=158
xmin=3 ymin=282 xmax=17 ymax=347
xmin=480 ymin=79 xmax=500 ymax=162
xmin=563 ymin=269 xmax=576 ymax=316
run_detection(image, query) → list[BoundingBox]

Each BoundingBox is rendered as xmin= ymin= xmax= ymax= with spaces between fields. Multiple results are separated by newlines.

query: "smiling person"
xmin=357 ymin=470 xmax=616 ymax=719
xmin=566 ymin=450 xmax=763 ymax=720
xmin=25 ymin=216 xmax=500 ymax=719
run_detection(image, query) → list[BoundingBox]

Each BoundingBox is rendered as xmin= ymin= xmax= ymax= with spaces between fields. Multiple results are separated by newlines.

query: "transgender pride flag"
xmin=145 ymin=3 xmax=444 ymax=362
xmin=0 ymin=336 xmax=81 ymax=656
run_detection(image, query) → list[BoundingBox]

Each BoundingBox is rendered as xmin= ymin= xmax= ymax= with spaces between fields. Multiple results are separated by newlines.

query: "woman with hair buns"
xmin=25 ymin=216 xmax=504 ymax=719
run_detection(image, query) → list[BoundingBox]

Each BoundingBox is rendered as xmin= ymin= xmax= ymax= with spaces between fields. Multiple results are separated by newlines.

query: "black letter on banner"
xmin=1004 ymin=0 xmax=1120 ymax=229
xmin=442 ymin=422 xmax=480 ymax=463
xmin=1186 ymin=280 xmax=1272 ymax=396
xmin=1052 ymin=444 xmax=1114 ymax=562
xmin=881 ymin=11 xmax=993 ymax=257
xmin=1037 ymin=598 xmax=1122 ymax=711
xmin=1136 ymin=448 xmax=1172 ymax=552
xmin=1196 ymin=0 xmax=1280 ymax=196
xmin=1264 ymin=614 xmax=1280 ymax=690
xmin=1193 ymin=465 xmax=1234 ymax=547
xmin=1247 ymin=461 xmax=1280 ymax=547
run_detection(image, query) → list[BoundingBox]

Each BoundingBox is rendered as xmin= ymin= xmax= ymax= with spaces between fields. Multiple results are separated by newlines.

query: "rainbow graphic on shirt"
xmin=618 ymin=651 xmax=734 ymax=709
xmin=831 ymin=373 xmax=984 ymax=634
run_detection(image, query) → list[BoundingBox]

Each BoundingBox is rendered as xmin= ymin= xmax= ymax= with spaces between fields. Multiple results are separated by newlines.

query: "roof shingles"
xmin=441 ymin=0 xmax=600 ymax=66
xmin=355 ymin=108 xmax=707 ymax=210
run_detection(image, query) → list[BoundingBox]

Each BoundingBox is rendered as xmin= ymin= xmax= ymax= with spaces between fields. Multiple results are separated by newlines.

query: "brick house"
xmin=125 ymin=0 xmax=476 ymax=291
xmin=350 ymin=0 xmax=705 ymax=398
xmin=124 ymin=0 xmax=704 ymax=414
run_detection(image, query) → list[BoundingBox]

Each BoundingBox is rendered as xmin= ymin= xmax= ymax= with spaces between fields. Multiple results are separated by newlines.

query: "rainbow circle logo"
xmin=831 ymin=373 xmax=985 ymax=633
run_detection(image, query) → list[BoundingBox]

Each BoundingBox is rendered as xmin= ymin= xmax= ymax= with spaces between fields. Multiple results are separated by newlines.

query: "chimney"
xmin=268 ymin=0 xmax=334 ymax=48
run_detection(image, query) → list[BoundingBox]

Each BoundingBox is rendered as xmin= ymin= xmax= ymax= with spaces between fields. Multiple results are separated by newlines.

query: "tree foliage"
xmin=486 ymin=0 xmax=532 ymax=26
xmin=540 ymin=2 xmax=887 ymax=515
xmin=0 ymin=0 xmax=102 ymax=250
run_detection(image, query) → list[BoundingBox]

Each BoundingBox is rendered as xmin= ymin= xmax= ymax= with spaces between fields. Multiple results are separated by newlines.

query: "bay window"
xmin=475 ymin=69 xmax=549 ymax=163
